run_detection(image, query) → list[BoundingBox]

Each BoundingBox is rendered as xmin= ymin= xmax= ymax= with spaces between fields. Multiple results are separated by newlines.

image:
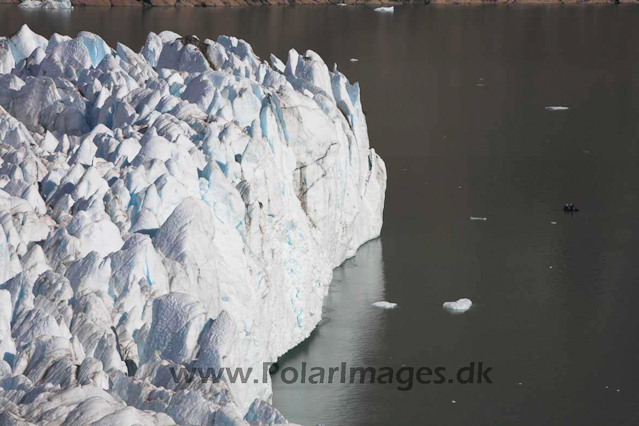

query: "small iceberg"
xmin=470 ymin=217 xmax=487 ymax=221
xmin=18 ymin=0 xmax=42 ymax=7
xmin=373 ymin=301 xmax=397 ymax=309
xmin=443 ymin=298 xmax=472 ymax=313
xmin=545 ymin=106 xmax=569 ymax=111
xmin=374 ymin=6 xmax=395 ymax=13
xmin=350 ymin=58 xmax=359 ymax=62
xmin=19 ymin=0 xmax=73 ymax=8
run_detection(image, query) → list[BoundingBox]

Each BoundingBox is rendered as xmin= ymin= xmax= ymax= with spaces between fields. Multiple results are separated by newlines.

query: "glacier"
xmin=0 ymin=24 xmax=386 ymax=425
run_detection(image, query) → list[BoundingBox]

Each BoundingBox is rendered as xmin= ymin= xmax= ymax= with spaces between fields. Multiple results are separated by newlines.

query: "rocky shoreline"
xmin=2 ymin=0 xmax=637 ymax=7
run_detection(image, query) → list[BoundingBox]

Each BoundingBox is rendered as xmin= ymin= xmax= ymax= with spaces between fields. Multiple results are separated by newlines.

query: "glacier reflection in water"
xmin=272 ymin=238 xmax=388 ymax=425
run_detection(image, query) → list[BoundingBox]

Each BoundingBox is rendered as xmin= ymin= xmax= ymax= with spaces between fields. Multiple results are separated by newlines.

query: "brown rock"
xmin=109 ymin=0 xmax=144 ymax=6
xmin=149 ymin=0 xmax=176 ymax=5
xmin=73 ymin=0 xmax=112 ymax=5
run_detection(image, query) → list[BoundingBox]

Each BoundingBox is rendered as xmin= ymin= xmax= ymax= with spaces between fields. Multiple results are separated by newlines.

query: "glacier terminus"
xmin=0 ymin=25 xmax=386 ymax=425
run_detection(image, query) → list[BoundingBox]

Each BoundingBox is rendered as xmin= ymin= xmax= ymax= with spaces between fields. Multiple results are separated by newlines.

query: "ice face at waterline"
xmin=0 ymin=25 xmax=386 ymax=425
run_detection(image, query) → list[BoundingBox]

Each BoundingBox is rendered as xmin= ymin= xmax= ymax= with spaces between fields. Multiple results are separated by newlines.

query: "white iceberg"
xmin=0 ymin=25 xmax=386 ymax=424
xmin=18 ymin=0 xmax=74 ymax=8
xmin=17 ymin=0 xmax=42 ymax=8
xmin=443 ymin=298 xmax=473 ymax=313
xmin=373 ymin=301 xmax=397 ymax=309
xmin=470 ymin=217 xmax=487 ymax=221
xmin=374 ymin=6 xmax=395 ymax=12
xmin=350 ymin=58 xmax=359 ymax=62
xmin=545 ymin=106 xmax=569 ymax=111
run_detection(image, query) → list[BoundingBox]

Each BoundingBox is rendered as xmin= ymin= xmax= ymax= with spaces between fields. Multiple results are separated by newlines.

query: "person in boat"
xmin=563 ymin=203 xmax=579 ymax=212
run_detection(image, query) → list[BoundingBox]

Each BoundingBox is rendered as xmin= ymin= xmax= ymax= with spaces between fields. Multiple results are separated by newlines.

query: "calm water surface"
xmin=2 ymin=5 xmax=639 ymax=426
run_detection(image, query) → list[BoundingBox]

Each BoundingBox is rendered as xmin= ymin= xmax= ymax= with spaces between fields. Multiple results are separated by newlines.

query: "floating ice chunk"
xmin=470 ymin=217 xmax=487 ymax=221
xmin=443 ymin=298 xmax=473 ymax=313
xmin=350 ymin=58 xmax=359 ymax=62
xmin=551 ymin=221 xmax=557 ymax=225
xmin=18 ymin=0 xmax=43 ymax=8
xmin=372 ymin=301 xmax=397 ymax=309
xmin=374 ymin=6 xmax=395 ymax=12
xmin=20 ymin=0 xmax=73 ymax=8
xmin=545 ymin=106 xmax=569 ymax=111
xmin=41 ymin=0 xmax=74 ymax=8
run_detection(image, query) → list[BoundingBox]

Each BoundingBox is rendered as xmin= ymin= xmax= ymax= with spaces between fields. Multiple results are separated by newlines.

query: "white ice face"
xmin=17 ymin=0 xmax=74 ymax=9
xmin=0 ymin=25 xmax=386 ymax=425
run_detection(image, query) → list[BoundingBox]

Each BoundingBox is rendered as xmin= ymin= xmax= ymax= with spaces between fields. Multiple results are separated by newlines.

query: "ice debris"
xmin=18 ymin=0 xmax=74 ymax=8
xmin=545 ymin=106 xmax=569 ymax=111
xmin=470 ymin=217 xmax=487 ymax=221
xmin=372 ymin=301 xmax=397 ymax=309
xmin=374 ymin=6 xmax=394 ymax=12
xmin=443 ymin=298 xmax=473 ymax=313
xmin=0 ymin=25 xmax=387 ymax=425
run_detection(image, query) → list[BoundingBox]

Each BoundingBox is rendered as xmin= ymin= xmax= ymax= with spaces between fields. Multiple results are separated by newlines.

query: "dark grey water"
xmin=3 ymin=5 xmax=639 ymax=426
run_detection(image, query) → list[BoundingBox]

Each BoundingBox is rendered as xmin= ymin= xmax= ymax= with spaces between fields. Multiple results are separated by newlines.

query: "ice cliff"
xmin=0 ymin=24 xmax=386 ymax=425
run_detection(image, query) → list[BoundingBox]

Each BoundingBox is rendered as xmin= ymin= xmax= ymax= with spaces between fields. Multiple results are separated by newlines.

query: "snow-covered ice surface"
xmin=443 ymin=298 xmax=472 ymax=313
xmin=372 ymin=301 xmax=397 ymax=309
xmin=545 ymin=106 xmax=569 ymax=111
xmin=374 ymin=6 xmax=394 ymax=12
xmin=0 ymin=25 xmax=386 ymax=425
